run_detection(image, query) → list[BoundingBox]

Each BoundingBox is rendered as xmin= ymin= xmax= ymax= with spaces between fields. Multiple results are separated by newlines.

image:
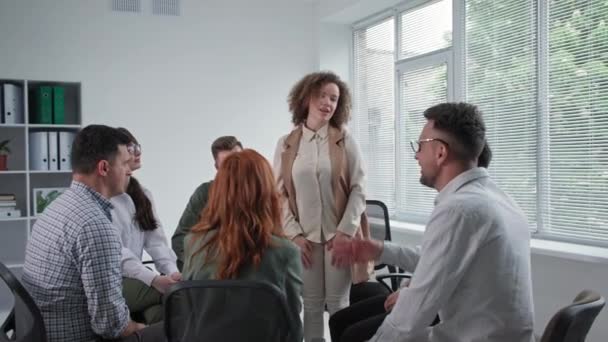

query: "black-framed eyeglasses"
xmin=410 ymin=138 xmax=449 ymax=153
xmin=127 ymin=143 xmax=142 ymax=156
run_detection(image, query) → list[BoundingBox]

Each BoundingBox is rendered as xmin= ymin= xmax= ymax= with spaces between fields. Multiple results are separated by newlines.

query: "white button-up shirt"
xmin=273 ymin=124 xmax=366 ymax=243
xmin=371 ymin=168 xmax=535 ymax=342
xmin=111 ymin=188 xmax=178 ymax=285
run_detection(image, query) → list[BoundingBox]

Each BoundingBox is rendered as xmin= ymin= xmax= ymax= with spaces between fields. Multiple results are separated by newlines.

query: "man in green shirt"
xmin=171 ymin=136 xmax=243 ymax=270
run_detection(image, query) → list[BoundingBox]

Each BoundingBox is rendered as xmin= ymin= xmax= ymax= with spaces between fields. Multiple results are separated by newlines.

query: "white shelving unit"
xmin=0 ymin=79 xmax=81 ymax=272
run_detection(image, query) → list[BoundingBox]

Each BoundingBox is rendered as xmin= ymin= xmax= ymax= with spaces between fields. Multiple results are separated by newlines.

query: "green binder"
xmin=34 ymin=86 xmax=53 ymax=124
xmin=52 ymin=86 xmax=65 ymax=124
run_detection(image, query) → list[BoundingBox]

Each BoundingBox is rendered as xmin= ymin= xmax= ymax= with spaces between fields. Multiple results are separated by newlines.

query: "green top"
xmin=172 ymin=181 xmax=212 ymax=271
xmin=183 ymin=230 xmax=303 ymax=341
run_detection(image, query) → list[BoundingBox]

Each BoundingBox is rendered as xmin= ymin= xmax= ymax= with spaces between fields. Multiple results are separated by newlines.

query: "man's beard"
xmin=419 ymin=173 xmax=434 ymax=189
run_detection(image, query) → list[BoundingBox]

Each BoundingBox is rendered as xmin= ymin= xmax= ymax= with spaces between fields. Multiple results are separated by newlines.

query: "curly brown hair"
xmin=288 ymin=71 xmax=352 ymax=128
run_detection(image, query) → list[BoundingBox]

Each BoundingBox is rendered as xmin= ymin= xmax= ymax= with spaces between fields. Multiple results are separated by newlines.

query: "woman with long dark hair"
xmin=183 ymin=149 xmax=303 ymax=341
xmin=111 ymin=127 xmax=180 ymax=325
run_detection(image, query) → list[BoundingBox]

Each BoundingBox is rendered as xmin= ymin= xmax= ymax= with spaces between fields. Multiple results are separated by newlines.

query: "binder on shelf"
xmin=0 ymin=194 xmax=16 ymax=201
xmin=53 ymin=86 xmax=65 ymax=124
xmin=2 ymin=84 xmax=24 ymax=124
xmin=58 ymin=131 xmax=75 ymax=170
xmin=29 ymin=131 xmax=49 ymax=170
xmin=33 ymin=86 xmax=53 ymax=124
xmin=48 ymin=131 xmax=59 ymax=171
xmin=0 ymin=201 xmax=17 ymax=207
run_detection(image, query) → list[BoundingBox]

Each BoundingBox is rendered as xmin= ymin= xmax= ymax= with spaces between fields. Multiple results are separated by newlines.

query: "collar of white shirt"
xmin=434 ymin=167 xmax=489 ymax=205
xmin=302 ymin=123 xmax=329 ymax=141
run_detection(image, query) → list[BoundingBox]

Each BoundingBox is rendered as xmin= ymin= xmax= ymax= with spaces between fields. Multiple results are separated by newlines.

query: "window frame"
xmin=351 ymin=0 xmax=608 ymax=248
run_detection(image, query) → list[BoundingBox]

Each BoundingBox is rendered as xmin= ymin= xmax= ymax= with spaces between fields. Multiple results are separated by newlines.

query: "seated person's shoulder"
xmin=192 ymin=181 xmax=213 ymax=198
xmin=53 ymin=194 xmax=109 ymax=229
xmin=439 ymin=192 xmax=495 ymax=222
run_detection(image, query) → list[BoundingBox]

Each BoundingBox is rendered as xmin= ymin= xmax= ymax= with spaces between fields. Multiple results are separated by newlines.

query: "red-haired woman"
xmin=182 ymin=149 xmax=303 ymax=341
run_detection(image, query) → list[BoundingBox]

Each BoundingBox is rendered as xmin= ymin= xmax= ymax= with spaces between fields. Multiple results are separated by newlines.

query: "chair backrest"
xmin=540 ymin=290 xmax=605 ymax=342
xmin=164 ymin=280 xmax=295 ymax=342
xmin=365 ymin=200 xmax=399 ymax=278
xmin=366 ymin=200 xmax=391 ymax=242
xmin=0 ymin=263 xmax=47 ymax=342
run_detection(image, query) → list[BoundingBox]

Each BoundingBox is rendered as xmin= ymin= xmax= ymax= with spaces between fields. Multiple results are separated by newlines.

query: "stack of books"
xmin=0 ymin=194 xmax=21 ymax=218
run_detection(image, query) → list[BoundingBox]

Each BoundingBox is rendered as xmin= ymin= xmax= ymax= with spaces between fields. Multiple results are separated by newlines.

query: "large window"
xmin=353 ymin=17 xmax=395 ymax=210
xmin=465 ymin=0 xmax=539 ymax=229
xmin=352 ymin=0 xmax=608 ymax=245
xmin=545 ymin=0 xmax=608 ymax=242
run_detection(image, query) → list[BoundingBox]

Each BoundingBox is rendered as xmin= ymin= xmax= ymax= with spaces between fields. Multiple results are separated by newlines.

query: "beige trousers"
xmin=302 ymin=242 xmax=352 ymax=342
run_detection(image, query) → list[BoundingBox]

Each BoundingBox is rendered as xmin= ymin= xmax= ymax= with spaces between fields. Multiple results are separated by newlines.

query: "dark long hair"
xmin=116 ymin=127 xmax=159 ymax=232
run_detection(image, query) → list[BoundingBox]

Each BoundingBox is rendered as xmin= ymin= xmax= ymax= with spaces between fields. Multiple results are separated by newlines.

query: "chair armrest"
xmin=376 ymin=273 xmax=413 ymax=293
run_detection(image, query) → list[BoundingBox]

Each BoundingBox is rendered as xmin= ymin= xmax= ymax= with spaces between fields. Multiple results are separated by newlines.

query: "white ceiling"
xmin=315 ymin=0 xmax=405 ymax=24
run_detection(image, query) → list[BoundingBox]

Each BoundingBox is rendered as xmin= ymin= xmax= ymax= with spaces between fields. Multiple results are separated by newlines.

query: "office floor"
xmin=0 ymin=308 xmax=333 ymax=341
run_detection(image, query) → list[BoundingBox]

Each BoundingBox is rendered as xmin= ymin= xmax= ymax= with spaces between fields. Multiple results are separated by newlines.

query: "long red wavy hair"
xmin=188 ymin=149 xmax=284 ymax=279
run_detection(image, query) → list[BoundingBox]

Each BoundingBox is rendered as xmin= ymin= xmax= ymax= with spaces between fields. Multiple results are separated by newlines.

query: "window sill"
xmin=387 ymin=219 xmax=608 ymax=265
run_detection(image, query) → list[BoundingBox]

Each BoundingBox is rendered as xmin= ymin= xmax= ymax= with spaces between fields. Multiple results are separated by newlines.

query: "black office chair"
xmin=366 ymin=200 xmax=402 ymax=289
xmin=540 ymin=290 xmax=605 ymax=342
xmin=0 ymin=262 xmax=47 ymax=342
xmin=163 ymin=280 xmax=300 ymax=342
xmin=350 ymin=199 xmax=406 ymax=305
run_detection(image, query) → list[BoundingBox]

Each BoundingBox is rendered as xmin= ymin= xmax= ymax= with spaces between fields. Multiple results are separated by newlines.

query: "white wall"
xmin=318 ymin=22 xmax=352 ymax=84
xmin=0 ymin=0 xmax=319 ymax=232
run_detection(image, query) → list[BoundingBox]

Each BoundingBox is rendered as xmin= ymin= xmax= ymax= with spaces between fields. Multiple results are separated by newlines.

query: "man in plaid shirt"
xmin=22 ymin=125 xmax=165 ymax=342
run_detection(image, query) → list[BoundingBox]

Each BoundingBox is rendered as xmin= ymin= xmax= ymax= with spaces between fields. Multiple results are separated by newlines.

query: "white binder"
xmin=58 ymin=131 xmax=75 ymax=170
xmin=2 ymin=84 xmax=24 ymax=124
xmin=29 ymin=132 xmax=49 ymax=170
xmin=0 ymin=209 xmax=21 ymax=218
xmin=48 ymin=131 xmax=59 ymax=171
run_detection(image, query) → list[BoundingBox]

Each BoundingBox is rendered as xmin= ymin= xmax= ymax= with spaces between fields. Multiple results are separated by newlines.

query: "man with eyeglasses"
xmin=331 ymin=103 xmax=534 ymax=342
xmin=127 ymin=142 xmax=141 ymax=156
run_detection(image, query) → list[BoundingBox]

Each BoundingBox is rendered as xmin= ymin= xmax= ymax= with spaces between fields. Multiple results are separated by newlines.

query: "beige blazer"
xmin=279 ymin=125 xmax=373 ymax=284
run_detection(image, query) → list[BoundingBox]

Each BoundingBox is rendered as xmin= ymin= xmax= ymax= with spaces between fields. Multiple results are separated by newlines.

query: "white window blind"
xmin=399 ymin=0 xmax=452 ymax=59
xmin=394 ymin=0 xmax=452 ymax=222
xmin=545 ymin=1 xmax=608 ymax=242
xmin=353 ymin=18 xmax=396 ymax=211
xmin=352 ymin=0 xmax=608 ymax=246
xmin=465 ymin=0 xmax=539 ymax=230
xmin=396 ymin=64 xmax=448 ymax=223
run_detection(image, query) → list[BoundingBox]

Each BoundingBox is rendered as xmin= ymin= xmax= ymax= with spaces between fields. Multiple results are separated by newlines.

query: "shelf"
xmin=0 ymin=170 xmax=26 ymax=174
xmin=28 ymin=124 xmax=80 ymax=129
xmin=0 ymin=78 xmax=81 ymax=277
xmin=0 ymin=217 xmax=27 ymax=222
xmin=29 ymin=170 xmax=72 ymax=174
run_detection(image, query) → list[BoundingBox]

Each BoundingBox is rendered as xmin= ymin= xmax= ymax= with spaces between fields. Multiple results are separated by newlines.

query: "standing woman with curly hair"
xmin=273 ymin=71 xmax=373 ymax=341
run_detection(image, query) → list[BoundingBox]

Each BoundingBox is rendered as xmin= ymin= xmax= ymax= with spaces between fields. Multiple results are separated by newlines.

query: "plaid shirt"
xmin=23 ymin=181 xmax=129 ymax=342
